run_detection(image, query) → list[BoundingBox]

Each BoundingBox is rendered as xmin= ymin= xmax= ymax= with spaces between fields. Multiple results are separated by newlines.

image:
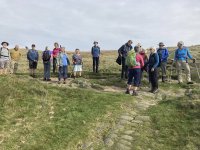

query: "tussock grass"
xmin=0 ymin=75 xmax=131 ymax=149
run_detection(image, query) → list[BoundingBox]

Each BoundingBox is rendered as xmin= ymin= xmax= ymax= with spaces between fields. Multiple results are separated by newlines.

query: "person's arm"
xmin=27 ymin=51 xmax=30 ymax=61
xmin=164 ymin=49 xmax=169 ymax=59
xmin=140 ymin=55 xmax=144 ymax=68
xmin=118 ymin=45 xmax=124 ymax=56
xmin=91 ymin=47 xmax=93 ymax=55
xmin=153 ymin=53 xmax=159 ymax=69
xmin=186 ymin=48 xmax=193 ymax=59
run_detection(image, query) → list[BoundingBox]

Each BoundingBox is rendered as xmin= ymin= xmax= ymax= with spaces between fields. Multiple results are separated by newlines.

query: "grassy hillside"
xmin=0 ymin=45 xmax=199 ymax=149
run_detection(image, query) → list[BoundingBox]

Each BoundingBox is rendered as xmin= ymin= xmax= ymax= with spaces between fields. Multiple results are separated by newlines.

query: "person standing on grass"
xmin=157 ymin=42 xmax=169 ymax=82
xmin=57 ymin=47 xmax=70 ymax=84
xmin=0 ymin=42 xmax=11 ymax=75
xmin=118 ymin=40 xmax=133 ymax=79
xmin=146 ymin=47 xmax=159 ymax=94
xmin=27 ymin=44 xmax=39 ymax=78
xmin=174 ymin=41 xmax=196 ymax=84
xmin=72 ymin=49 xmax=83 ymax=79
xmin=42 ymin=46 xmax=51 ymax=81
xmin=139 ymin=46 xmax=149 ymax=86
xmin=126 ymin=46 xmax=144 ymax=96
xmin=53 ymin=42 xmax=61 ymax=74
xmin=91 ymin=41 xmax=100 ymax=73
xmin=10 ymin=45 xmax=22 ymax=74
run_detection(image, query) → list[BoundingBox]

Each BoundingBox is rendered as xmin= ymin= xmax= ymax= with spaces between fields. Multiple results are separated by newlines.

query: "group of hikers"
xmin=0 ymin=41 xmax=101 ymax=84
xmin=117 ymin=40 xmax=196 ymax=95
xmin=0 ymin=40 xmax=196 ymax=95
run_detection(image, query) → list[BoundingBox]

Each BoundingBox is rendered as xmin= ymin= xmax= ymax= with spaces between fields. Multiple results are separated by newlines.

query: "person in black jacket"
xmin=146 ymin=47 xmax=160 ymax=94
xmin=118 ymin=40 xmax=133 ymax=79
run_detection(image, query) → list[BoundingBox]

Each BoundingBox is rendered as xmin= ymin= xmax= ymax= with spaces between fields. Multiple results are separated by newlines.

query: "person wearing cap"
xmin=145 ymin=47 xmax=160 ymax=93
xmin=91 ymin=41 xmax=100 ymax=73
xmin=53 ymin=42 xmax=61 ymax=74
xmin=10 ymin=45 xmax=22 ymax=74
xmin=57 ymin=47 xmax=70 ymax=84
xmin=118 ymin=40 xmax=133 ymax=79
xmin=0 ymin=42 xmax=11 ymax=75
xmin=157 ymin=42 xmax=169 ymax=82
xmin=27 ymin=44 xmax=39 ymax=78
xmin=174 ymin=41 xmax=196 ymax=84
xmin=126 ymin=46 xmax=144 ymax=96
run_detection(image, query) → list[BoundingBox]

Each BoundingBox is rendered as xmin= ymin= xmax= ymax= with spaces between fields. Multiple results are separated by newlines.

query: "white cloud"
xmin=0 ymin=0 xmax=199 ymax=50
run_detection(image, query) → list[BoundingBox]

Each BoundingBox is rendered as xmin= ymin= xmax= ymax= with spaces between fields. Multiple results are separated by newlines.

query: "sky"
xmin=0 ymin=0 xmax=200 ymax=51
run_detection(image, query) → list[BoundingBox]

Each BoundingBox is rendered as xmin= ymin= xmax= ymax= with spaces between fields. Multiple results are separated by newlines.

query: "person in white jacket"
xmin=0 ymin=42 xmax=11 ymax=75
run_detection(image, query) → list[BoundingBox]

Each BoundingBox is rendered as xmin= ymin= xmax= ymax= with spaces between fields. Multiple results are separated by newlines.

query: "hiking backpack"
xmin=125 ymin=50 xmax=137 ymax=67
xmin=42 ymin=51 xmax=51 ymax=61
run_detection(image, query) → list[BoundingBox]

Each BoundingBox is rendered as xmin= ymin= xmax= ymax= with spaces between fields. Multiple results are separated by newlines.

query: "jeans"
xmin=43 ymin=61 xmax=51 ymax=79
xmin=121 ymin=57 xmax=128 ymax=79
xmin=53 ymin=57 xmax=57 ymax=73
xmin=93 ymin=57 xmax=99 ymax=73
xmin=127 ymin=68 xmax=141 ymax=87
xmin=149 ymin=68 xmax=158 ymax=90
xmin=58 ymin=66 xmax=68 ymax=80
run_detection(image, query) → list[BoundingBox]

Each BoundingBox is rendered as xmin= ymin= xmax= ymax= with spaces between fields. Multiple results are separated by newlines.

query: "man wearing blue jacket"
xmin=118 ymin=40 xmax=133 ymax=79
xmin=27 ymin=44 xmax=39 ymax=78
xmin=157 ymin=42 xmax=169 ymax=82
xmin=174 ymin=41 xmax=196 ymax=84
xmin=91 ymin=41 xmax=100 ymax=73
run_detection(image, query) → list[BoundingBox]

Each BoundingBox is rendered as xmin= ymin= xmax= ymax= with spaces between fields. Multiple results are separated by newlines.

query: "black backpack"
xmin=42 ymin=51 xmax=51 ymax=61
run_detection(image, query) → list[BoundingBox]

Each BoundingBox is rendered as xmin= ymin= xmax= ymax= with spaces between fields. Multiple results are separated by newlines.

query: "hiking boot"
xmin=125 ymin=90 xmax=130 ymax=94
xmin=47 ymin=79 xmax=51 ymax=81
xmin=187 ymin=81 xmax=194 ymax=84
xmin=58 ymin=81 xmax=61 ymax=84
xmin=152 ymin=88 xmax=159 ymax=94
xmin=63 ymin=81 xmax=66 ymax=84
xmin=43 ymin=78 xmax=47 ymax=81
xmin=132 ymin=91 xmax=138 ymax=96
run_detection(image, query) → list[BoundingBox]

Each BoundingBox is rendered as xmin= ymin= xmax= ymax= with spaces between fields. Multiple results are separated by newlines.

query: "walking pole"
xmin=169 ymin=60 xmax=174 ymax=83
xmin=194 ymin=63 xmax=200 ymax=80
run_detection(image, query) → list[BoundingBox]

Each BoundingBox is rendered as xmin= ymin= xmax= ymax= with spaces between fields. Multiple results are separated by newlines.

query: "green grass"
xmin=146 ymin=91 xmax=200 ymax=150
xmin=0 ymin=75 xmax=131 ymax=149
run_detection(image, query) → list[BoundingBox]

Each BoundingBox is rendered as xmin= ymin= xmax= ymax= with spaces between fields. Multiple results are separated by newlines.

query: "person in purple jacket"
xmin=174 ymin=41 xmax=196 ymax=84
xmin=91 ymin=41 xmax=100 ymax=73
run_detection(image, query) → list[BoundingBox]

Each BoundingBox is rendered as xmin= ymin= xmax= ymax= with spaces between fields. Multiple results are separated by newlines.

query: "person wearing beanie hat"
xmin=157 ymin=42 xmax=169 ymax=82
xmin=0 ymin=41 xmax=11 ymax=75
xmin=91 ymin=41 xmax=101 ymax=73
xmin=174 ymin=41 xmax=196 ymax=84
xmin=118 ymin=40 xmax=133 ymax=79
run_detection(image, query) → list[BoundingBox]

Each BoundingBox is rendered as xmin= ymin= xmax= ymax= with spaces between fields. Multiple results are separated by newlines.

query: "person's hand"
xmin=151 ymin=68 xmax=154 ymax=72
xmin=193 ymin=58 xmax=196 ymax=63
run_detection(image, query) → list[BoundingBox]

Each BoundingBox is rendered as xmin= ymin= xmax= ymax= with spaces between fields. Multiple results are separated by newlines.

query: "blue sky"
xmin=0 ymin=0 xmax=200 ymax=51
